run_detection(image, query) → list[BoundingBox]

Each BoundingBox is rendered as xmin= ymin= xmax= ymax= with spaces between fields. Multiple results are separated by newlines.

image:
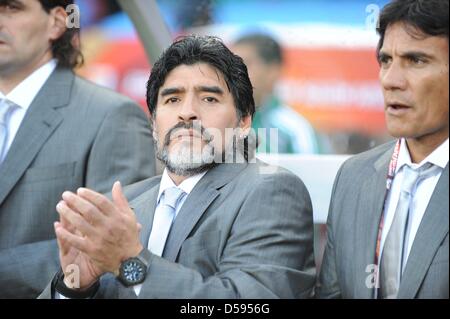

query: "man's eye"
xmin=165 ymin=97 xmax=179 ymax=104
xmin=409 ymin=56 xmax=426 ymax=65
xmin=1 ymin=4 xmax=20 ymax=11
xmin=203 ymin=97 xmax=218 ymax=103
xmin=379 ymin=55 xmax=392 ymax=66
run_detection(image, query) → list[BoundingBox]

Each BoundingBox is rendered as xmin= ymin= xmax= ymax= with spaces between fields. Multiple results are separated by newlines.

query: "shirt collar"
xmin=157 ymin=168 xmax=208 ymax=204
xmin=396 ymin=137 xmax=449 ymax=172
xmin=0 ymin=59 xmax=57 ymax=110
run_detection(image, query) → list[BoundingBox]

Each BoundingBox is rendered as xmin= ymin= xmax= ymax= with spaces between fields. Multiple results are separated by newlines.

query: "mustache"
xmin=163 ymin=121 xmax=213 ymax=146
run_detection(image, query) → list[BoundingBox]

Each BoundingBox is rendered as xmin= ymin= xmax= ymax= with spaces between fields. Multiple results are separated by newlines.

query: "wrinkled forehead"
xmin=382 ymin=22 xmax=449 ymax=53
xmin=385 ymin=22 xmax=448 ymax=44
xmin=161 ymin=63 xmax=230 ymax=91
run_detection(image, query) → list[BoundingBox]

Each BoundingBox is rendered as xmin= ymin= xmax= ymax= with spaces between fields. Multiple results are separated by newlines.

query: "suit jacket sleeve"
xmin=316 ymin=161 xmax=347 ymax=298
xmin=0 ymin=240 xmax=60 ymax=298
xmin=96 ymin=170 xmax=316 ymax=299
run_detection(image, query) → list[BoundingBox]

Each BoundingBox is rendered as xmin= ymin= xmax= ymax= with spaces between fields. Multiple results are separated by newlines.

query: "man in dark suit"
xmin=40 ymin=35 xmax=316 ymax=299
xmin=0 ymin=0 xmax=155 ymax=298
xmin=317 ymin=0 xmax=448 ymax=298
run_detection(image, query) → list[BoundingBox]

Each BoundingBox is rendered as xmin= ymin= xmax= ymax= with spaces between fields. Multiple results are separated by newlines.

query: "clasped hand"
xmin=54 ymin=181 xmax=143 ymax=289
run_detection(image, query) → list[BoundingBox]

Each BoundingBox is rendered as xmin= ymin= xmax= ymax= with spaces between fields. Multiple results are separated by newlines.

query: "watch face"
xmin=121 ymin=258 xmax=146 ymax=285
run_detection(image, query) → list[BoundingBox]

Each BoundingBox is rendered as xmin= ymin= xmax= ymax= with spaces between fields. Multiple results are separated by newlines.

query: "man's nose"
xmin=177 ymin=97 xmax=198 ymax=122
xmin=380 ymin=60 xmax=407 ymax=91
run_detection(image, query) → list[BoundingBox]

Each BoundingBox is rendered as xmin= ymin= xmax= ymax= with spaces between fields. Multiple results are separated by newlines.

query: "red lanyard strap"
xmin=374 ymin=139 xmax=402 ymax=266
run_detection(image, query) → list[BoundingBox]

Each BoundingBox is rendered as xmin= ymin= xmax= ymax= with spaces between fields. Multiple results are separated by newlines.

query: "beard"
xmin=154 ymin=121 xmax=217 ymax=176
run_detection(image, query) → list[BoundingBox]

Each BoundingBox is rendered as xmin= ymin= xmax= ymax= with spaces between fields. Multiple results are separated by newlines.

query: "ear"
xmin=148 ymin=110 xmax=155 ymax=122
xmin=150 ymin=115 xmax=158 ymax=140
xmin=239 ymin=114 xmax=252 ymax=136
xmin=48 ymin=6 xmax=68 ymax=42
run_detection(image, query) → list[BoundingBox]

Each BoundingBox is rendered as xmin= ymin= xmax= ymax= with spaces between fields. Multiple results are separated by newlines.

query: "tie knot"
xmin=162 ymin=187 xmax=185 ymax=209
xmin=401 ymin=163 xmax=439 ymax=194
xmin=0 ymin=99 xmax=16 ymax=125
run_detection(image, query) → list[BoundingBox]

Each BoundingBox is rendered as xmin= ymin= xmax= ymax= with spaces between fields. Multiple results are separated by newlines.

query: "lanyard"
xmin=374 ymin=139 xmax=402 ymax=267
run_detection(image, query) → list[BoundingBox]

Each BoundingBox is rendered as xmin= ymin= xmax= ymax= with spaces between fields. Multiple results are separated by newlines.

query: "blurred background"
xmin=75 ymin=0 xmax=393 ymax=156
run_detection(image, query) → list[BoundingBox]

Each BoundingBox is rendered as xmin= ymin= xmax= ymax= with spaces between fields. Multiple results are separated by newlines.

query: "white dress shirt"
xmin=133 ymin=168 xmax=208 ymax=296
xmin=0 ymin=59 xmax=57 ymax=162
xmin=380 ymin=138 xmax=449 ymax=270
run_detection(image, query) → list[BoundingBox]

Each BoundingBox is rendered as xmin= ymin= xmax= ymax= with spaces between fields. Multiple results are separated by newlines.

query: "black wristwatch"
xmin=116 ymin=248 xmax=152 ymax=287
xmin=53 ymin=268 xmax=100 ymax=299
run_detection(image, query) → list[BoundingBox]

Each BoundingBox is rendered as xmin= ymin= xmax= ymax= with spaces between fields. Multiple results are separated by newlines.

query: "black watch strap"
xmin=136 ymin=247 xmax=152 ymax=267
xmin=53 ymin=268 xmax=100 ymax=299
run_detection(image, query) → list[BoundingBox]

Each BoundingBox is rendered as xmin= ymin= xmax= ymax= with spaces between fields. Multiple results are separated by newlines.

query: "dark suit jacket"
xmin=40 ymin=160 xmax=316 ymax=299
xmin=317 ymin=142 xmax=449 ymax=298
xmin=0 ymin=67 xmax=156 ymax=298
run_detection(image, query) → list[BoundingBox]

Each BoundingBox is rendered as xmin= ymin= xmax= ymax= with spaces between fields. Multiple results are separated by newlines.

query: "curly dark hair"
xmin=39 ymin=0 xmax=83 ymax=68
xmin=146 ymin=35 xmax=255 ymax=119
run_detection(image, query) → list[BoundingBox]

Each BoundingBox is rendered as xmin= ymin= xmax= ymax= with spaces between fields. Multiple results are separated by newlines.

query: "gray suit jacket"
xmin=40 ymin=160 xmax=316 ymax=299
xmin=317 ymin=142 xmax=449 ymax=299
xmin=0 ymin=67 xmax=156 ymax=298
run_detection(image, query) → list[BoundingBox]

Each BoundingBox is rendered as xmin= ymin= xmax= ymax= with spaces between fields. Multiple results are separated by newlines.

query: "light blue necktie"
xmin=380 ymin=163 xmax=440 ymax=298
xmin=0 ymin=99 xmax=16 ymax=164
xmin=147 ymin=186 xmax=186 ymax=256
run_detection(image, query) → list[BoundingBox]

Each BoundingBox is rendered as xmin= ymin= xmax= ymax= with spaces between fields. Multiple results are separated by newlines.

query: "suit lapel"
xmin=130 ymin=182 xmax=160 ymax=248
xmin=162 ymin=163 xmax=248 ymax=262
xmin=354 ymin=146 xmax=393 ymax=298
xmin=398 ymin=164 xmax=449 ymax=298
xmin=0 ymin=67 xmax=73 ymax=205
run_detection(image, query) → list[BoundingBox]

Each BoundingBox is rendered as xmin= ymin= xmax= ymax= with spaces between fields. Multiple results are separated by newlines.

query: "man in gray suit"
xmin=0 ymin=0 xmax=155 ymax=298
xmin=41 ymin=35 xmax=316 ymax=299
xmin=317 ymin=0 xmax=448 ymax=299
